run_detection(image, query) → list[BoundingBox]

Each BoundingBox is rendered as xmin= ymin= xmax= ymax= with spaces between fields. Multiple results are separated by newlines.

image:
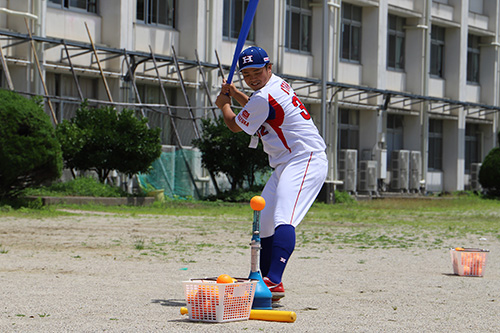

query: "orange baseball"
xmin=250 ymin=196 xmax=266 ymax=211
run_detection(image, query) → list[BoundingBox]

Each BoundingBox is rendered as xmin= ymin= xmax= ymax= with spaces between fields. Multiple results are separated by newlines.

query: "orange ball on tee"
xmin=250 ymin=196 xmax=266 ymax=211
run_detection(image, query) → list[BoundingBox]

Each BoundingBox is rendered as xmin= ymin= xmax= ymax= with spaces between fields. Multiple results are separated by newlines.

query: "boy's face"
xmin=241 ymin=64 xmax=273 ymax=91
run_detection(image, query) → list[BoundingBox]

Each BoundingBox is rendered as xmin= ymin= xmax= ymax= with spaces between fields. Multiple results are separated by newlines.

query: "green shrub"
xmin=479 ymin=147 xmax=500 ymax=197
xmin=56 ymin=103 xmax=162 ymax=183
xmin=334 ymin=190 xmax=356 ymax=204
xmin=0 ymin=89 xmax=62 ymax=199
xmin=192 ymin=116 xmax=270 ymax=191
xmin=24 ymin=176 xmax=129 ymax=197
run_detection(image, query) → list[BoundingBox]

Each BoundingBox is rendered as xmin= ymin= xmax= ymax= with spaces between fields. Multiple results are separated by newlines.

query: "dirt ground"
xmin=1 ymin=210 xmax=499 ymax=332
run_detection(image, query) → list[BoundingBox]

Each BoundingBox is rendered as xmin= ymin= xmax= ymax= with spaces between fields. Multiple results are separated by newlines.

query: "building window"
xmin=428 ymin=119 xmax=443 ymax=171
xmin=430 ymin=25 xmax=445 ymax=77
xmin=47 ymin=73 xmax=98 ymax=122
xmin=467 ymin=34 xmax=480 ymax=84
xmin=223 ymin=0 xmax=255 ymax=41
xmin=387 ymin=14 xmax=405 ymax=70
xmin=469 ymin=0 xmax=483 ymax=14
xmin=285 ymin=0 xmax=312 ymax=52
xmin=338 ymin=109 xmax=359 ymax=150
xmin=341 ymin=3 xmax=361 ymax=63
xmin=386 ymin=114 xmax=404 ymax=165
xmin=48 ymin=0 xmax=97 ymax=13
xmin=136 ymin=0 xmax=176 ymax=27
xmin=137 ymin=84 xmax=175 ymax=145
xmin=465 ymin=124 xmax=481 ymax=173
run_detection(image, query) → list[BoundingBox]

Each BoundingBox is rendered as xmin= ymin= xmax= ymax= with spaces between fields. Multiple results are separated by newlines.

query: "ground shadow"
xmin=152 ymin=299 xmax=186 ymax=307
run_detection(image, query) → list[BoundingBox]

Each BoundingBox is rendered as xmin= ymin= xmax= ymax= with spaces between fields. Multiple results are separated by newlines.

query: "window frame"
xmin=465 ymin=123 xmax=481 ymax=173
xmin=223 ymin=0 xmax=255 ymax=42
xmin=136 ymin=0 xmax=176 ymax=28
xmin=386 ymin=114 xmax=404 ymax=166
xmin=428 ymin=119 xmax=443 ymax=171
xmin=430 ymin=25 xmax=445 ymax=78
xmin=341 ymin=3 xmax=362 ymax=63
xmin=136 ymin=83 xmax=175 ymax=145
xmin=387 ymin=14 xmax=406 ymax=71
xmin=467 ymin=34 xmax=480 ymax=84
xmin=48 ymin=0 xmax=97 ymax=14
xmin=285 ymin=0 xmax=312 ymax=53
xmin=338 ymin=108 xmax=360 ymax=151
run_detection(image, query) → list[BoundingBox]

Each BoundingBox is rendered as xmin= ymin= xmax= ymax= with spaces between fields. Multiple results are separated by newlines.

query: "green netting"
xmin=137 ymin=149 xmax=199 ymax=199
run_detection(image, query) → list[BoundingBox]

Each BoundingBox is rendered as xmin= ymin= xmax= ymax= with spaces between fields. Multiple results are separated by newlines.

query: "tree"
xmin=56 ymin=103 xmax=162 ymax=183
xmin=192 ymin=116 xmax=270 ymax=191
xmin=479 ymin=147 xmax=500 ymax=197
xmin=0 ymin=89 xmax=62 ymax=199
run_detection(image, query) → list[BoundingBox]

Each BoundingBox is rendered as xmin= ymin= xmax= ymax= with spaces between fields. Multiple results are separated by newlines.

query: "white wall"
xmin=46 ymin=8 xmax=101 ymax=44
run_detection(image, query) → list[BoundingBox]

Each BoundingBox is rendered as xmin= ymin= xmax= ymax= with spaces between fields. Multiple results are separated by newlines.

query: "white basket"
xmin=183 ymin=278 xmax=257 ymax=322
xmin=450 ymin=248 xmax=489 ymax=277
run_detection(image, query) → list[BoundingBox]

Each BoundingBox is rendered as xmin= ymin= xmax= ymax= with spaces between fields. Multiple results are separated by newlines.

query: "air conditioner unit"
xmin=391 ymin=150 xmax=410 ymax=191
xmin=358 ymin=160 xmax=378 ymax=193
xmin=470 ymin=163 xmax=482 ymax=191
xmin=409 ymin=151 xmax=422 ymax=192
xmin=338 ymin=149 xmax=357 ymax=193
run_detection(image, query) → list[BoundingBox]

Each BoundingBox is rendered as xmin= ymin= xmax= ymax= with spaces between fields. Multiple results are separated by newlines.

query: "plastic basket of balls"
xmin=183 ymin=274 xmax=257 ymax=322
xmin=450 ymin=247 xmax=489 ymax=277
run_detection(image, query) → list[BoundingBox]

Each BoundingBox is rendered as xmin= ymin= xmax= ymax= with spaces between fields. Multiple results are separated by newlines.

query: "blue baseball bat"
xmin=226 ymin=0 xmax=260 ymax=84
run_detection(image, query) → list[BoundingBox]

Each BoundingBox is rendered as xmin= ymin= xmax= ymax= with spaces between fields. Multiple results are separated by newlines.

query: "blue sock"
xmin=266 ymin=224 xmax=296 ymax=284
xmin=260 ymin=235 xmax=274 ymax=277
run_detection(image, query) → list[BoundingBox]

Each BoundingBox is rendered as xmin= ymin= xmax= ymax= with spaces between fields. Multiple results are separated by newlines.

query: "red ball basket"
xmin=183 ymin=277 xmax=257 ymax=322
xmin=450 ymin=248 xmax=489 ymax=277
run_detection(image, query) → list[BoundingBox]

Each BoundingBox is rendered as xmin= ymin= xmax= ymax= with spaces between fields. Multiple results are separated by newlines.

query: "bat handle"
xmin=226 ymin=72 xmax=235 ymax=85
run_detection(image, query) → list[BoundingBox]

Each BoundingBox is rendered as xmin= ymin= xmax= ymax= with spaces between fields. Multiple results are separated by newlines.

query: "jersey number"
xmin=292 ymin=95 xmax=311 ymax=120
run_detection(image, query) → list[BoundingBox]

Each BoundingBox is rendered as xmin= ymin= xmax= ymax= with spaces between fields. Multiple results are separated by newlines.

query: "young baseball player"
xmin=215 ymin=46 xmax=328 ymax=302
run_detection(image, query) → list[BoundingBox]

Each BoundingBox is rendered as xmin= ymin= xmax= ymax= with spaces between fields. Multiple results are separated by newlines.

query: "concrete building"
xmin=0 ymin=0 xmax=499 ymax=198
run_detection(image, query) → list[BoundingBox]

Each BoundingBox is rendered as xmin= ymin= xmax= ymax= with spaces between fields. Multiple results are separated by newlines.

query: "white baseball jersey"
xmin=235 ymin=74 xmax=328 ymax=237
xmin=235 ymin=74 xmax=326 ymax=168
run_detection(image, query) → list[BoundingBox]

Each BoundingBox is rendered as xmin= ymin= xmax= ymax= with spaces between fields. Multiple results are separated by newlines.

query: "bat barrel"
xmin=226 ymin=0 xmax=260 ymax=83
xmin=250 ymin=309 xmax=297 ymax=323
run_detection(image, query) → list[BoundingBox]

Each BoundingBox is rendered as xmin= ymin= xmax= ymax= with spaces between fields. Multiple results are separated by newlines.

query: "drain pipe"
xmin=495 ymin=0 xmax=500 ymax=146
xmin=331 ymin=0 xmax=341 ymax=183
xmin=277 ymin=0 xmax=286 ymax=74
xmin=420 ymin=0 xmax=431 ymax=193
xmin=321 ymin=0 xmax=328 ymax=138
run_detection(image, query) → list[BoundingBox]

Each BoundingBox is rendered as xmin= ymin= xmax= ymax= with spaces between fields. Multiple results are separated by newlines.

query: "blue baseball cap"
xmin=238 ymin=46 xmax=270 ymax=71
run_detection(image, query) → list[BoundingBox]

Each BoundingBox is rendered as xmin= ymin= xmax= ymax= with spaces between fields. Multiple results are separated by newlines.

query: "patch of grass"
xmin=2 ymin=192 xmax=500 ymax=251
xmin=134 ymin=239 xmax=145 ymax=250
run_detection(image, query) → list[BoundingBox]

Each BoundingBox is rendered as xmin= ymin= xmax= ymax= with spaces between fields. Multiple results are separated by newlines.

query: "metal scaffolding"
xmin=1 ymin=26 xmax=500 ymax=197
